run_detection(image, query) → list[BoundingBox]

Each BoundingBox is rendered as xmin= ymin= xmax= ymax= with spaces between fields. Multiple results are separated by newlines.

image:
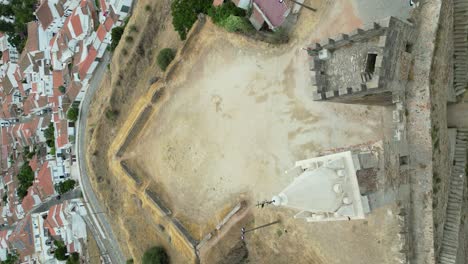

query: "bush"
xmin=110 ymin=26 xmax=125 ymax=51
xmin=50 ymin=146 xmax=56 ymax=156
xmin=67 ymin=106 xmax=79 ymax=122
xmin=105 ymin=108 xmax=119 ymax=121
xmin=142 ymin=247 xmax=169 ymax=264
xmin=66 ymin=253 xmax=79 ymax=264
xmin=17 ymin=164 xmax=34 ymax=200
xmin=55 ymin=179 xmax=76 ymax=195
xmin=129 ymin=25 xmax=138 ymax=32
xmin=54 ymin=240 xmax=67 ymax=261
xmin=157 ymin=48 xmax=176 ymax=71
xmin=125 ymin=35 xmax=134 ymax=43
xmin=220 ymin=15 xmax=252 ymax=33
xmin=208 ymin=2 xmax=245 ymax=24
xmin=171 ymin=0 xmax=211 ymax=40
xmin=145 ymin=5 xmax=151 ymax=12
xmin=58 ymin=85 xmax=66 ymax=94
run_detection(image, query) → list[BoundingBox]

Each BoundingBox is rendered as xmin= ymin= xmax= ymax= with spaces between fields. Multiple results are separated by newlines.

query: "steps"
xmin=454 ymin=0 xmax=468 ymax=96
xmin=439 ymin=129 xmax=468 ymax=264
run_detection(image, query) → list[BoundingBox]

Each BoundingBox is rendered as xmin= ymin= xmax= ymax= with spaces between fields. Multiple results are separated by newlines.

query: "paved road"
xmin=31 ymin=188 xmax=82 ymax=214
xmin=76 ymin=52 xmax=126 ymax=264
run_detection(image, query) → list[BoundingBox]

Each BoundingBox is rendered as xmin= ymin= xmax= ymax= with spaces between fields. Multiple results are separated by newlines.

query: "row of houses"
xmin=0 ymin=0 xmax=132 ymax=261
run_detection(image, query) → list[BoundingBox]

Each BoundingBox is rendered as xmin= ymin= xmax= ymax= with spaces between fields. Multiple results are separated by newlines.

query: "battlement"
xmin=307 ymin=17 xmax=414 ymax=105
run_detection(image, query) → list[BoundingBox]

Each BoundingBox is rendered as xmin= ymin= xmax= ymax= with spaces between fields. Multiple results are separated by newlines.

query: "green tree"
xmin=55 ymin=179 xmax=76 ymax=195
xmin=171 ymin=0 xmax=211 ymax=40
xmin=67 ymin=106 xmax=79 ymax=122
xmin=17 ymin=163 xmax=34 ymax=200
xmin=66 ymin=252 xmax=79 ymax=264
xmin=208 ymin=2 xmax=245 ymax=24
xmin=44 ymin=122 xmax=55 ymax=148
xmin=157 ymin=48 xmax=176 ymax=71
xmin=54 ymin=240 xmax=68 ymax=261
xmin=1 ymin=253 xmax=18 ymax=264
xmin=58 ymin=85 xmax=66 ymax=94
xmin=142 ymin=247 xmax=169 ymax=264
xmin=220 ymin=15 xmax=252 ymax=33
xmin=110 ymin=26 xmax=125 ymax=51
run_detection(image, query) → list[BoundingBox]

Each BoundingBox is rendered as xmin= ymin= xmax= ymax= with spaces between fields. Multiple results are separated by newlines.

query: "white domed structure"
xmin=272 ymin=151 xmax=370 ymax=222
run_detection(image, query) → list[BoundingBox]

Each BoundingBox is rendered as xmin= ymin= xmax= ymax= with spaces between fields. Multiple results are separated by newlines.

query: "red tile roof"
xmin=26 ymin=22 xmax=40 ymax=53
xmin=100 ymin=0 xmax=107 ymax=12
xmin=96 ymin=24 xmax=107 ymax=42
xmin=8 ymin=215 xmax=35 ymax=260
xmin=21 ymin=188 xmax=35 ymax=213
xmin=36 ymin=0 xmax=54 ymax=30
xmin=213 ymin=0 xmax=224 ymax=6
xmin=36 ymin=161 xmax=54 ymax=197
xmin=253 ymin=0 xmax=289 ymax=28
xmin=29 ymin=156 xmax=39 ymax=172
xmin=104 ymin=16 xmax=115 ymax=31
xmin=53 ymin=70 xmax=64 ymax=89
xmin=71 ymin=13 xmax=84 ymax=37
xmin=56 ymin=120 xmax=69 ymax=148
xmin=78 ymin=46 xmax=97 ymax=80
xmin=66 ymin=81 xmax=82 ymax=102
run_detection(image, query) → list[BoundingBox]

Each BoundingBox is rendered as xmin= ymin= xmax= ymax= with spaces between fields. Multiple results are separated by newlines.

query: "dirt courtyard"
xmin=126 ymin=24 xmax=385 ymax=230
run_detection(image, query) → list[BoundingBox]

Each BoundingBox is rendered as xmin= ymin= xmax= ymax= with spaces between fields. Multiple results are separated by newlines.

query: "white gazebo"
xmin=272 ymin=151 xmax=370 ymax=222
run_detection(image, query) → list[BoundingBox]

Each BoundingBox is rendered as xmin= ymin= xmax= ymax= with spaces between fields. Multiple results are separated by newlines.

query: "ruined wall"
xmin=308 ymin=17 xmax=414 ymax=105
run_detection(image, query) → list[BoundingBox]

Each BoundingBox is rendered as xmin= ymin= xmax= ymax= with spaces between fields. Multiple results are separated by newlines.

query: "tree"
xmin=54 ymin=240 xmax=68 ymax=261
xmin=110 ymin=26 xmax=125 ymax=51
xmin=1 ymin=253 xmax=18 ymax=264
xmin=157 ymin=48 xmax=176 ymax=71
xmin=66 ymin=252 xmax=79 ymax=264
xmin=44 ymin=122 xmax=55 ymax=148
xmin=17 ymin=163 xmax=34 ymax=200
xmin=171 ymin=0 xmax=211 ymax=40
xmin=220 ymin=15 xmax=252 ymax=33
xmin=142 ymin=247 xmax=169 ymax=264
xmin=55 ymin=179 xmax=76 ymax=195
xmin=67 ymin=106 xmax=79 ymax=122
xmin=208 ymin=2 xmax=245 ymax=24
xmin=58 ymin=85 xmax=66 ymax=94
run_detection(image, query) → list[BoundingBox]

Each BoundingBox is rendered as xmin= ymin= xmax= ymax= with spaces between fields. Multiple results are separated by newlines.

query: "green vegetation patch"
xmin=17 ymin=163 xmax=34 ymax=200
xmin=171 ymin=0 xmax=211 ymax=40
xmin=55 ymin=179 xmax=76 ymax=195
xmin=157 ymin=48 xmax=176 ymax=71
xmin=0 ymin=0 xmax=37 ymax=52
xmin=142 ymin=246 xmax=169 ymax=264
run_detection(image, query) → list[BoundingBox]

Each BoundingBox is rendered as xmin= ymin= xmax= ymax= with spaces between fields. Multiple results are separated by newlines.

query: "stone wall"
xmin=308 ymin=17 xmax=414 ymax=105
xmin=453 ymin=0 xmax=468 ymax=96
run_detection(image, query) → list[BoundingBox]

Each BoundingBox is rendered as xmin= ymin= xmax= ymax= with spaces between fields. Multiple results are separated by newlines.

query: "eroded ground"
xmin=87 ymin=0 xmax=412 ymax=262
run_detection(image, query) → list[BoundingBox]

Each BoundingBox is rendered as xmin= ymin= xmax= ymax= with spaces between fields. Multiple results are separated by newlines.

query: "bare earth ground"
xmin=85 ymin=0 xmax=187 ymax=262
xmin=86 ymin=228 xmax=101 ymax=264
xmin=86 ymin=0 xmax=412 ymax=262
xmin=121 ymin=0 xmax=405 ymax=263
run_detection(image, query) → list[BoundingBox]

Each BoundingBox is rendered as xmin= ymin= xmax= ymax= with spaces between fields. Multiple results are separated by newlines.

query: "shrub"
xmin=129 ymin=25 xmax=138 ymax=32
xmin=66 ymin=253 xmax=79 ymax=264
xmin=67 ymin=106 xmax=79 ymax=122
xmin=142 ymin=247 xmax=169 ymax=264
xmin=157 ymin=48 xmax=176 ymax=71
xmin=171 ymin=0 xmax=211 ymax=40
xmin=220 ymin=15 xmax=252 ymax=33
xmin=17 ymin=164 xmax=34 ymax=200
xmin=105 ymin=108 xmax=119 ymax=121
xmin=54 ymin=240 xmax=67 ymax=261
xmin=127 ymin=259 xmax=134 ymax=264
xmin=58 ymin=85 xmax=66 ymax=94
xmin=208 ymin=2 xmax=245 ymax=24
xmin=125 ymin=35 xmax=134 ymax=43
xmin=145 ymin=5 xmax=151 ymax=12
xmin=110 ymin=26 xmax=125 ymax=50
xmin=2 ymin=194 xmax=7 ymax=203
xmin=55 ymin=179 xmax=76 ymax=195
xmin=50 ymin=146 xmax=56 ymax=156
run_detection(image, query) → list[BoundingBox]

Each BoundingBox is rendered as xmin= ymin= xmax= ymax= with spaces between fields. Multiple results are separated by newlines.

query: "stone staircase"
xmin=360 ymin=72 xmax=374 ymax=83
xmin=454 ymin=0 xmax=468 ymax=96
xmin=439 ymin=129 xmax=468 ymax=264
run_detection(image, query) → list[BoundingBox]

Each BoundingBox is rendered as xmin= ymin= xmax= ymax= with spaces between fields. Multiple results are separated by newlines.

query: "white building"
xmin=272 ymin=151 xmax=371 ymax=222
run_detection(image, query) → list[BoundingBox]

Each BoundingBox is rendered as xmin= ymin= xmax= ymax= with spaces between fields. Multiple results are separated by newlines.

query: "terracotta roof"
xmin=103 ymin=16 xmax=115 ymax=31
xmin=21 ymin=188 xmax=35 ymax=213
xmin=253 ymin=0 xmax=289 ymax=28
xmin=36 ymin=0 xmax=54 ymax=30
xmin=78 ymin=46 xmax=97 ymax=80
xmin=213 ymin=0 xmax=224 ymax=6
xmin=8 ymin=215 xmax=35 ymax=259
xmin=100 ymin=0 xmax=107 ymax=12
xmin=56 ymin=120 xmax=68 ymax=148
xmin=71 ymin=13 xmax=83 ymax=37
xmin=25 ymin=22 xmax=39 ymax=53
xmin=66 ymin=81 xmax=82 ymax=102
xmin=53 ymin=70 xmax=64 ymax=89
xmin=96 ymin=24 xmax=107 ymax=42
xmin=36 ymin=161 xmax=54 ymax=197
xmin=29 ymin=156 xmax=39 ymax=172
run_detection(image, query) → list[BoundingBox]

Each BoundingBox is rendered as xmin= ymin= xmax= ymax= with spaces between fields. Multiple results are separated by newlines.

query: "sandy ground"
xmin=120 ymin=0 xmax=410 ymax=262
xmin=86 ymin=228 xmax=102 ymax=264
xmin=86 ymin=0 xmax=414 ymax=262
